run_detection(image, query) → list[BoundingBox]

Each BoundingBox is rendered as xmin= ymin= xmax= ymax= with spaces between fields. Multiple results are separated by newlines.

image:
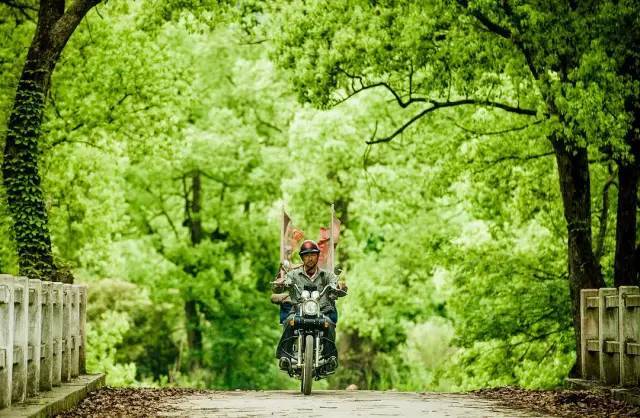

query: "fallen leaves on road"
xmin=56 ymin=387 xmax=209 ymax=418
xmin=475 ymin=387 xmax=640 ymax=418
xmin=58 ymin=386 xmax=640 ymax=417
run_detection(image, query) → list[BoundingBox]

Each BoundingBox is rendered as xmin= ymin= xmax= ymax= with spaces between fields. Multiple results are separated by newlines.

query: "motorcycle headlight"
xmin=311 ymin=290 xmax=320 ymax=299
xmin=303 ymin=300 xmax=319 ymax=316
xmin=301 ymin=290 xmax=310 ymax=299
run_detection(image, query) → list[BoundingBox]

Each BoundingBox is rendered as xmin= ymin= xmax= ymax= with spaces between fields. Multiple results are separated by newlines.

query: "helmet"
xmin=299 ymin=240 xmax=321 ymax=256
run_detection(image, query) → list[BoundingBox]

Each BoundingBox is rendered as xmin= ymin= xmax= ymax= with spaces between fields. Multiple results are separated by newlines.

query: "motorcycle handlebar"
xmin=276 ymin=282 xmax=346 ymax=298
xmin=332 ymin=287 xmax=348 ymax=297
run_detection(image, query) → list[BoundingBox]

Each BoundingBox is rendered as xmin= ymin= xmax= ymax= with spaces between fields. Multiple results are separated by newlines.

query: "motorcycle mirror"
xmin=334 ymin=266 xmax=343 ymax=275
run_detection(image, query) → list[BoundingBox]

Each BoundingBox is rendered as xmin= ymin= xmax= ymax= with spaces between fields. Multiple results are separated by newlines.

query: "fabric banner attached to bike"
xmin=281 ymin=210 xmax=304 ymax=269
xmin=318 ymin=213 xmax=340 ymax=271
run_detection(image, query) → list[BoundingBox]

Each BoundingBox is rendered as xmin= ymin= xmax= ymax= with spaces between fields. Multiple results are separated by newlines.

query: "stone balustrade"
xmin=0 ymin=275 xmax=87 ymax=409
xmin=581 ymin=286 xmax=640 ymax=386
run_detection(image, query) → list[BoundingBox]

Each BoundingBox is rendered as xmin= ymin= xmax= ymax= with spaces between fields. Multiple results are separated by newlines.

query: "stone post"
xmin=12 ymin=277 xmax=28 ymax=404
xmin=70 ymin=286 xmax=80 ymax=378
xmin=580 ymin=289 xmax=600 ymax=379
xmin=61 ymin=284 xmax=72 ymax=382
xmin=40 ymin=281 xmax=53 ymax=391
xmin=52 ymin=283 xmax=63 ymax=386
xmin=27 ymin=279 xmax=42 ymax=397
xmin=0 ymin=275 xmax=15 ymax=409
xmin=599 ymin=288 xmax=620 ymax=384
xmin=619 ymin=286 xmax=640 ymax=386
xmin=78 ymin=286 xmax=87 ymax=374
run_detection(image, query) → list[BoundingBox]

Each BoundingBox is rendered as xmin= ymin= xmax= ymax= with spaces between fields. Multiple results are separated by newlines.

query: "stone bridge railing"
xmin=0 ymin=275 xmax=87 ymax=409
xmin=580 ymin=286 xmax=640 ymax=386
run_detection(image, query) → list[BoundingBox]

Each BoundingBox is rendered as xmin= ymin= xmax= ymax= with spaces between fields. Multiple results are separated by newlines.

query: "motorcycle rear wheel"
xmin=301 ymin=334 xmax=314 ymax=395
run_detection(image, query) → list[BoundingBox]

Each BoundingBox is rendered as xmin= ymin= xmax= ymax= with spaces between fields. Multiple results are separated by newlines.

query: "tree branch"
xmin=456 ymin=0 xmax=511 ymax=38
xmin=50 ymin=0 xmax=102 ymax=51
xmin=335 ymin=68 xmax=427 ymax=108
xmin=180 ymin=169 xmax=241 ymax=188
xmin=141 ymin=184 xmax=181 ymax=241
xmin=149 ymin=209 xmax=180 ymax=240
xmin=366 ymin=99 xmax=537 ymax=145
xmin=0 ymin=0 xmax=36 ymax=10
xmin=47 ymin=138 xmax=107 ymax=151
xmin=447 ymin=117 xmax=543 ymax=136
xmin=106 ymin=92 xmax=131 ymax=123
xmin=595 ymin=165 xmax=618 ymax=262
xmin=239 ymin=38 xmax=269 ymax=45
xmin=456 ymin=0 xmax=539 ymax=79
xmin=180 ymin=173 xmax=192 ymax=217
xmin=499 ymin=1 xmax=539 ymax=79
xmin=253 ymin=110 xmax=283 ymax=133
xmin=0 ymin=0 xmax=37 ymax=21
xmin=477 ymin=151 xmax=554 ymax=165
xmin=38 ymin=0 xmax=65 ymax=31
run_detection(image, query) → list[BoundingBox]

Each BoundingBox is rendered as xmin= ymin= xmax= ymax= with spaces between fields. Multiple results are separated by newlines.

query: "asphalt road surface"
xmin=160 ymin=390 xmax=551 ymax=417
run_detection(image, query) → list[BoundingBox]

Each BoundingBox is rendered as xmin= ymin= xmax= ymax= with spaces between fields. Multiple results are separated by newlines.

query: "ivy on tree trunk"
xmin=2 ymin=0 xmax=101 ymax=281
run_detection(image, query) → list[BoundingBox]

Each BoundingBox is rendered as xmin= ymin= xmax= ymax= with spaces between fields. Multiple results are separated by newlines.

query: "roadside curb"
xmin=0 ymin=374 xmax=105 ymax=418
xmin=566 ymin=378 xmax=640 ymax=406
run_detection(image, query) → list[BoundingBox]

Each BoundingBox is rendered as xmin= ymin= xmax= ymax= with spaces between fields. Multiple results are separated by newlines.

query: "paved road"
xmin=160 ymin=390 xmax=552 ymax=417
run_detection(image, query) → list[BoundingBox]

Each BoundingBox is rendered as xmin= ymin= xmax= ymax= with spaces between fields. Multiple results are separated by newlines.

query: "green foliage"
xmin=0 ymin=0 xmax=637 ymax=393
xmin=86 ymin=310 xmax=138 ymax=387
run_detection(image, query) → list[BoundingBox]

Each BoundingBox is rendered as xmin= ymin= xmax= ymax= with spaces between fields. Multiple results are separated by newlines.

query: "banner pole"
xmin=329 ymin=203 xmax=335 ymax=273
xmin=280 ymin=204 xmax=285 ymax=265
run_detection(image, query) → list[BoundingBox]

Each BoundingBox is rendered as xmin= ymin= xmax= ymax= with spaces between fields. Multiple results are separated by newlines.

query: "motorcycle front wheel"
xmin=301 ymin=334 xmax=314 ymax=395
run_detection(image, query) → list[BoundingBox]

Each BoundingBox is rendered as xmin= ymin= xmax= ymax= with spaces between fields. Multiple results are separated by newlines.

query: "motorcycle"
xmin=279 ymin=282 xmax=347 ymax=395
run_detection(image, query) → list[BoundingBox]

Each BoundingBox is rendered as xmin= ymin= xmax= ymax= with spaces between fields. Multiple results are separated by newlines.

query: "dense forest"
xmin=0 ymin=0 xmax=638 ymax=391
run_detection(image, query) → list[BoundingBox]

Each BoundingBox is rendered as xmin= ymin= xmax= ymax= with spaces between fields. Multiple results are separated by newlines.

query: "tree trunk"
xmin=190 ymin=172 xmax=203 ymax=245
xmin=551 ymin=137 xmax=605 ymax=377
xmin=3 ymin=57 xmax=57 ymax=280
xmin=184 ymin=171 xmax=203 ymax=368
xmin=614 ymin=154 xmax=639 ymax=286
xmin=614 ymin=94 xmax=640 ymax=286
xmin=2 ymin=0 xmax=100 ymax=281
xmin=184 ymin=298 xmax=202 ymax=369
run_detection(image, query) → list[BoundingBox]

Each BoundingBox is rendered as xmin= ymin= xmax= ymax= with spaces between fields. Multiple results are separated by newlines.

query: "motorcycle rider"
xmin=273 ymin=240 xmax=347 ymax=372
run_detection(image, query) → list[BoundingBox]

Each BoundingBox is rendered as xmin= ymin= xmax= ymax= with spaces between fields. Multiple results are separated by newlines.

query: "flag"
xmin=280 ymin=210 xmax=290 ymax=263
xmin=318 ymin=207 xmax=341 ymax=271
xmin=281 ymin=210 xmax=304 ymax=269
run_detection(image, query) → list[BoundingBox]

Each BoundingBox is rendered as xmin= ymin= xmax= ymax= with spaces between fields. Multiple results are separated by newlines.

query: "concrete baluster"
xmin=599 ymin=288 xmax=620 ymax=384
xmin=40 ymin=281 xmax=53 ymax=391
xmin=27 ymin=279 xmax=42 ymax=397
xmin=71 ymin=286 xmax=80 ymax=378
xmin=0 ymin=275 xmax=15 ymax=408
xmin=51 ymin=283 xmax=63 ymax=386
xmin=61 ymin=284 xmax=72 ymax=382
xmin=78 ymin=286 xmax=87 ymax=374
xmin=619 ymin=286 xmax=640 ymax=386
xmin=580 ymin=289 xmax=600 ymax=379
xmin=12 ymin=277 xmax=28 ymax=404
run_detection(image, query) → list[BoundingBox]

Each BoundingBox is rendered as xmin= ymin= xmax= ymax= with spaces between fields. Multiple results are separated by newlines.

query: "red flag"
xmin=318 ymin=214 xmax=340 ymax=271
